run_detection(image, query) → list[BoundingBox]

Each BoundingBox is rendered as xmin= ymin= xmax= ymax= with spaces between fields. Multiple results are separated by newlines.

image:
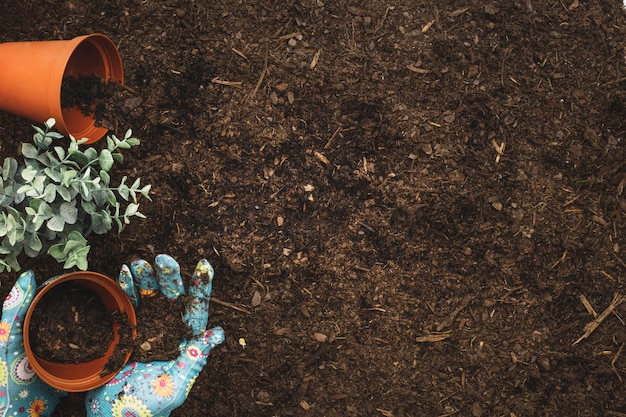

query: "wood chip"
xmin=415 ymin=331 xmax=451 ymax=342
xmin=310 ymin=48 xmax=322 ymax=69
xmin=407 ymin=64 xmax=430 ymax=74
xmin=314 ymin=332 xmax=328 ymax=343
xmin=314 ymin=151 xmax=329 ymax=165
xmin=449 ymin=7 xmax=469 ymax=17
xmin=252 ymin=290 xmax=262 ymax=307
xmin=421 ymin=19 xmax=435 ymax=33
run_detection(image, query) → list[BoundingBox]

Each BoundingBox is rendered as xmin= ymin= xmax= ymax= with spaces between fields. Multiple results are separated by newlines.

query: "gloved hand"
xmin=0 ymin=271 xmax=66 ymax=417
xmin=85 ymin=255 xmax=225 ymax=417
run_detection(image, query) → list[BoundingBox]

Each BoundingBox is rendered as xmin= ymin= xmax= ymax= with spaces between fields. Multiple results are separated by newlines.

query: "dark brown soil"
xmin=3 ymin=1 xmax=626 ymax=416
xmin=29 ymin=282 xmax=114 ymax=363
xmin=131 ymin=293 xmax=192 ymax=363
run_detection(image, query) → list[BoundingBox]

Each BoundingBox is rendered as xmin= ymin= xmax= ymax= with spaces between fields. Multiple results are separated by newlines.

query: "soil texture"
xmin=29 ymin=282 xmax=114 ymax=363
xmin=131 ymin=293 xmax=192 ymax=363
xmin=3 ymin=1 xmax=626 ymax=416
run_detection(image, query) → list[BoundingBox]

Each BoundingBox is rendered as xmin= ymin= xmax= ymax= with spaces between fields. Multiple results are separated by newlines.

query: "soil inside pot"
xmin=60 ymin=74 xmax=122 ymax=129
xmin=28 ymin=281 xmax=132 ymax=367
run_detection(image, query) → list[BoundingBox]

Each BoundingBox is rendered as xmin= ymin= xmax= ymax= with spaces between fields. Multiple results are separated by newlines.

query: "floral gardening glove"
xmin=0 ymin=271 xmax=66 ymax=417
xmin=85 ymin=255 xmax=225 ymax=417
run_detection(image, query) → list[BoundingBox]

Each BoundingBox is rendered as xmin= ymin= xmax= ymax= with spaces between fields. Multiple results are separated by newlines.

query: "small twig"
xmin=437 ymin=295 xmax=472 ymax=331
xmin=324 ymin=127 xmax=342 ymax=149
xmin=609 ymin=248 xmax=626 ymax=271
xmin=211 ymin=297 xmax=251 ymax=315
xmin=573 ymin=293 xmax=625 ymax=345
xmin=500 ymin=47 xmax=513 ymax=86
xmin=310 ymin=48 xmax=322 ymax=69
xmin=579 ymin=294 xmax=598 ymax=318
xmin=374 ymin=5 xmax=393 ymax=33
xmin=231 ymin=47 xmax=248 ymax=60
xmin=357 ymin=220 xmax=375 ymax=233
xmin=611 ymin=343 xmax=624 ymax=382
xmin=211 ymin=77 xmax=242 ymax=87
xmin=268 ymin=186 xmax=285 ymax=200
xmin=416 ymin=331 xmax=451 ymax=343
xmin=276 ymin=32 xmax=302 ymax=42
xmin=249 ymin=41 xmax=269 ymax=101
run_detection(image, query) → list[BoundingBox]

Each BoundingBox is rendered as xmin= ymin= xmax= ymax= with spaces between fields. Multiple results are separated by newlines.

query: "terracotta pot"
xmin=0 ymin=34 xmax=123 ymax=143
xmin=23 ymin=271 xmax=136 ymax=392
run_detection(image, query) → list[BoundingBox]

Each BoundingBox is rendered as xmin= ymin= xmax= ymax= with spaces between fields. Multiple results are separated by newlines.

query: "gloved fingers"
xmin=117 ymin=264 xmax=140 ymax=308
xmin=155 ymin=254 xmax=186 ymax=301
xmin=176 ymin=326 xmax=225 ymax=376
xmin=129 ymin=258 xmax=159 ymax=298
xmin=2 ymin=271 xmax=36 ymax=351
xmin=202 ymin=326 xmax=225 ymax=349
xmin=182 ymin=259 xmax=214 ymax=335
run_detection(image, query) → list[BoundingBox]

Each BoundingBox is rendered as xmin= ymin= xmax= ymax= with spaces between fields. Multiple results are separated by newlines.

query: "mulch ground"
xmin=3 ymin=1 xmax=626 ymax=416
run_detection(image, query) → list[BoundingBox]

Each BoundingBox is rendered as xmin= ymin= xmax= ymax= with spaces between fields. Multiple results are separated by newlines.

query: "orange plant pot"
xmin=23 ymin=271 xmax=136 ymax=392
xmin=0 ymin=34 xmax=123 ymax=143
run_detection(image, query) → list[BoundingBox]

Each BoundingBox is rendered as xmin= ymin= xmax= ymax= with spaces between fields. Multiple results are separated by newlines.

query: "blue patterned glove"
xmin=85 ymin=255 xmax=225 ymax=417
xmin=0 ymin=271 xmax=66 ymax=417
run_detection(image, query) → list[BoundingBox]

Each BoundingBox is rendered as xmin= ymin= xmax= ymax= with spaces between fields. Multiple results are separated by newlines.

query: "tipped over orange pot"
xmin=23 ymin=271 xmax=136 ymax=392
xmin=0 ymin=34 xmax=123 ymax=143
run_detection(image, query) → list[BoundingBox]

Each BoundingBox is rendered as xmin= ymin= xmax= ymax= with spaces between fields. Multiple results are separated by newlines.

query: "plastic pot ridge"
xmin=23 ymin=271 xmax=136 ymax=392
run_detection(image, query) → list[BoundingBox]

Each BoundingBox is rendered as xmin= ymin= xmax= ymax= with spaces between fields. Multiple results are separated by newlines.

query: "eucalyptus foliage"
xmin=0 ymin=118 xmax=151 ymax=272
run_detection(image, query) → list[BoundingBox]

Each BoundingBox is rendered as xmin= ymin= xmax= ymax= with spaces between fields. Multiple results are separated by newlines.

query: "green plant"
xmin=0 ymin=118 xmax=151 ymax=271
